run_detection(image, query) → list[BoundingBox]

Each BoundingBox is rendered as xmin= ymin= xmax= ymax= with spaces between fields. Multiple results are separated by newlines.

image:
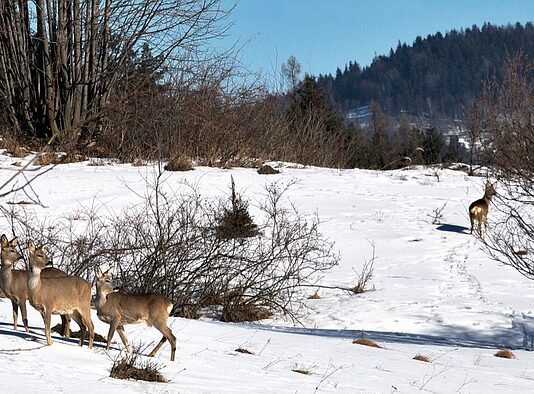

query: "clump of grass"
xmin=235 ymin=347 xmax=254 ymax=355
xmin=37 ymin=152 xmax=67 ymax=165
xmin=1 ymin=135 xmax=30 ymax=158
xmin=352 ymin=337 xmax=381 ymax=348
xmin=292 ymin=368 xmax=312 ymax=375
xmin=257 ymin=164 xmax=280 ymax=175
xmin=164 ymin=154 xmax=194 ymax=171
xmin=110 ymin=350 xmax=167 ymax=382
xmin=413 ymin=354 xmax=431 ymax=362
xmin=307 ymin=290 xmax=321 ymax=299
xmin=494 ymin=348 xmax=515 ymax=359
xmin=221 ymin=303 xmax=272 ymax=323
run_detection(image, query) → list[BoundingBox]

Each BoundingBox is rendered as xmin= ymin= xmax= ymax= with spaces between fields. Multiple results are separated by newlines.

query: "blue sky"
xmin=221 ymin=0 xmax=534 ymax=77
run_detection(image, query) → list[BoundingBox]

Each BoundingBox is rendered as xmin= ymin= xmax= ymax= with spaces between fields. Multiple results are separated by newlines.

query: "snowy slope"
xmin=0 ymin=155 xmax=533 ymax=393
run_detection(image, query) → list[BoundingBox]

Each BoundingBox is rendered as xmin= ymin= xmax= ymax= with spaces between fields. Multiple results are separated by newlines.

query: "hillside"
xmin=319 ymin=22 xmax=534 ymax=118
xmin=0 ymin=154 xmax=533 ymax=391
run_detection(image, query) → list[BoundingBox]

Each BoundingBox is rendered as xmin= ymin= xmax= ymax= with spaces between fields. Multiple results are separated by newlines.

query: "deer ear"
xmin=28 ymin=240 xmax=35 ymax=254
xmin=94 ymin=266 xmax=103 ymax=277
xmin=106 ymin=267 xmax=115 ymax=276
xmin=10 ymin=237 xmax=18 ymax=246
xmin=1 ymin=234 xmax=8 ymax=248
xmin=41 ymin=244 xmax=48 ymax=253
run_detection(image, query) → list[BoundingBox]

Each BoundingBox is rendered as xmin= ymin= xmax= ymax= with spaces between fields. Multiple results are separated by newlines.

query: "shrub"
xmin=3 ymin=176 xmax=339 ymax=323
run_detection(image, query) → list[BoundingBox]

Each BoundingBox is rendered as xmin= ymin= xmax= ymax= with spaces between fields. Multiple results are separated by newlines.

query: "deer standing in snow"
xmin=94 ymin=266 xmax=176 ymax=361
xmin=0 ymin=235 xmax=71 ymax=336
xmin=469 ymin=182 xmax=497 ymax=236
xmin=28 ymin=241 xmax=93 ymax=347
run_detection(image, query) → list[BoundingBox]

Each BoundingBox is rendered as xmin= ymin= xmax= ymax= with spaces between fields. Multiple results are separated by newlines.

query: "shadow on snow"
xmin=244 ymin=322 xmax=528 ymax=351
xmin=436 ymin=224 xmax=470 ymax=234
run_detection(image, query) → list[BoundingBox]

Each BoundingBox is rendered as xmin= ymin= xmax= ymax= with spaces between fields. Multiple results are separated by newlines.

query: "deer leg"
xmin=44 ymin=311 xmax=52 ymax=345
xmin=106 ymin=319 xmax=119 ymax=351
xmin=82 ymin=309 xmax=94 ymax=349
xmin=60 ymin=314 xmax=71 ymax=338
xmin=150 ymin=323 xmax=176 ymax=361
xmin=116 ymin=325 xmax=131 ymax=353
xmin=69 ymin=312 xmax=85 ymax=347
xmin=469 ymin=216 xmax=474 ymax=234
xmin=19 ymin=301 xmax=29 ymax=333
xmin=11 ymin=300 xmax=18 ymax=331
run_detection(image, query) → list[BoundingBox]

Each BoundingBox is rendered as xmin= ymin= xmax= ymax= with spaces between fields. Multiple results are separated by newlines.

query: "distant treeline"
xmin=318 ymin=22 xmax=534 ymax=118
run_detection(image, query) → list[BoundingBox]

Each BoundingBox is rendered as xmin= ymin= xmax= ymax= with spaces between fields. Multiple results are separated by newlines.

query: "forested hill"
xmin=318 ymin=22 xmax=534 ymax=118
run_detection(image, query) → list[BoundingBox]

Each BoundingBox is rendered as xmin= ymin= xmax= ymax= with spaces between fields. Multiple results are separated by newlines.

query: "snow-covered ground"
xmin=0 ymin=154 xmax=533 ymax=393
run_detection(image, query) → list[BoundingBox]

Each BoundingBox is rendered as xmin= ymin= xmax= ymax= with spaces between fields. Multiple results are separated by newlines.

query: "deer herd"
xmin=0 ymin=181 xmax=496 ymax=363
xmin=0 ymin=235 xmax=176 ymax=361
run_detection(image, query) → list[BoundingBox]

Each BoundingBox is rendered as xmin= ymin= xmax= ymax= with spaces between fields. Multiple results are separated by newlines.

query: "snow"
xmin=1 ymin=155 xmax=534 ymax=393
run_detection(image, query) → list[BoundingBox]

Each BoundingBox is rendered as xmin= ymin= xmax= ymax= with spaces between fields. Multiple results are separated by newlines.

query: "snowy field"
xmin=0 ymin=154 xmax=533 ymax=393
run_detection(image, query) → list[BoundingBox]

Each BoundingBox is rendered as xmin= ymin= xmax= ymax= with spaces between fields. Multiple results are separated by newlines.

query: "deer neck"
xmin=0 ymin=263 xmax=13 ymax=288
xmin=484 ymin=192 xmax=494 ymax=205
xmin=28 ymin=269 xmax=42 ymax=293
xmin=95 ymin=288 xmax=111 ymax=310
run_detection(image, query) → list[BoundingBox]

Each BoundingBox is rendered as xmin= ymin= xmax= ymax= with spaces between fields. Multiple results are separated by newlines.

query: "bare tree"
xmin=463 ymin=98 xmax=486 ymax=175
xmin=0 ymin=0 xmax=232 ymax=142
xmin=479 ymin=52 xmax=534 ymax=279
xmin=282 ymin=55 xmax=301 ymax=91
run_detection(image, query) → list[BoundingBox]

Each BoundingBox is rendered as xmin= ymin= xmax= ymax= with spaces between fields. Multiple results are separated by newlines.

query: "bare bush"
xmin=427 ymin=203 xmax=447 ymax=225
xmin=352 ymin=243 xmax=376 ymax=294
xmin=3 ymin=176 xmax=339 ymax=322
xmin=478 ymin=52 xmax=534 ymax=279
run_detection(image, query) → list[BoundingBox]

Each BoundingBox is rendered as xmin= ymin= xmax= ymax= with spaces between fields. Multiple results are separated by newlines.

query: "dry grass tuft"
xmin=352 ymin=337 xmax=381 ymax=348
xmin=292 ymin=368 xmax=312 ymax=375
xmin=235 ymin=347 xmax=254 ymax=355
xmin=494 ymin=348 xmax=515 ymax=359
xmin=132 ymin=158 xmax=149 ymax=167
xmin=307 ymin=290 xmax=321 ymax=299
xmin=257 ymin=164 xmax=280 ymax=175
xmin=413 ymin=354 xmax=431 ymax=362
xmin=110 ymin=356 xmax=167 ymax=382
xmin=164 ymin=155 xmax=194 ymax=172
xmin=36 ymin=152 xmax=66 ymax=166
xmin=221 ymin=304 xmax=273 ymax=323
xmin=1 ymin=136 xmax=30 ymax=158
xmin=6 ymin=200 xmax=33 ymax=205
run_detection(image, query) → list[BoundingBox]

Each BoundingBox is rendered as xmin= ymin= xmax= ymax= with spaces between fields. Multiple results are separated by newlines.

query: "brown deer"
xmin=28 ymin=241 xmax=94 ymax=348
xmin=469 ymin=182 xmax=497 ymax=235
xmin=94 ymin=266 xmax=176 ymax=361
xmin=0 ymin=235 xmax=71 ymax=336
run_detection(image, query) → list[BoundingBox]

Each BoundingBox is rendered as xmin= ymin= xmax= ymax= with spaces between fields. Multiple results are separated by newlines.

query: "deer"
xmin=28 ymin=241 xmax=94 ymax=348
xmin=94 ymin=266 xmax=176 ymax=361
xmin=0 ymin=235 xmax=71 ymax=336
xmin=469 ymin=181 xmax=497 ymax=236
